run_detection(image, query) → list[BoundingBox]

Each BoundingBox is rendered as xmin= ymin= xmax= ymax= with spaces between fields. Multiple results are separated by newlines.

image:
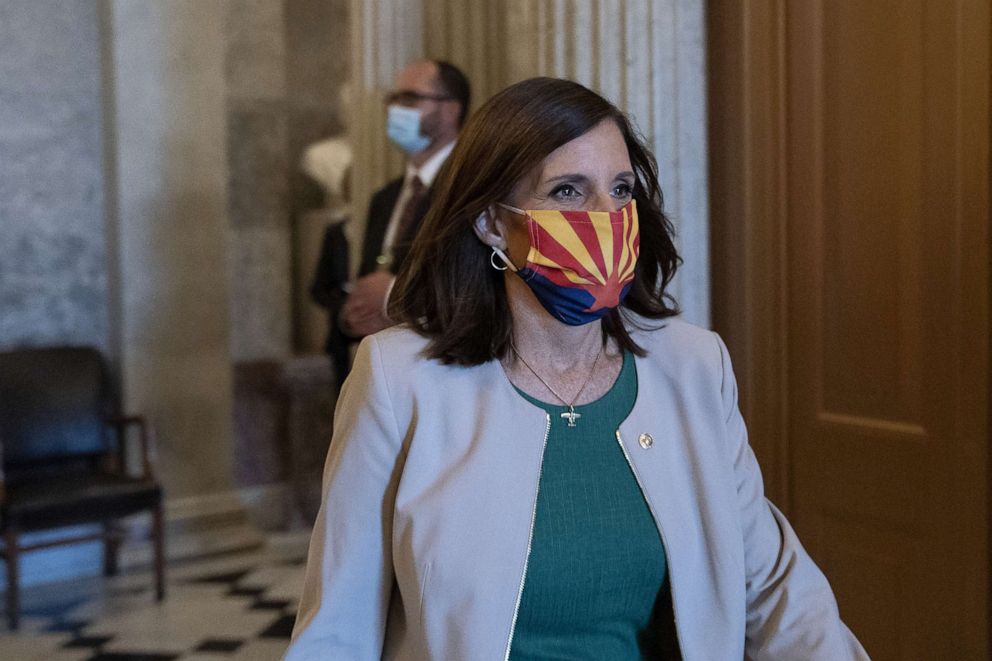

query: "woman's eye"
xmin=550 ymin=184 xmax=580 ymax=201
xmin=613 ymin=182 xmax=633 ymax=198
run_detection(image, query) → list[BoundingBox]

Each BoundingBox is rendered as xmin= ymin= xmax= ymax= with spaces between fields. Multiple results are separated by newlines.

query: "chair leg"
xmin=151 ymin=504 xmax=166 ymax=601
xmin=3 ymin=530 xmax=20 ymax=631
xmin=103 ymin=522 xmax=122 ymax=577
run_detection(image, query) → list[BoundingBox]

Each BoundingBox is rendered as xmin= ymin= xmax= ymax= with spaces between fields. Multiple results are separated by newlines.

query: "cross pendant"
xmin=560 ymin=407 xmax=581 ymax=427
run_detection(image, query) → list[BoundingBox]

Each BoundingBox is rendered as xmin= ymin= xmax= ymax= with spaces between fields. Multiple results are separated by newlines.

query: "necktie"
xmin=379 ymin=176 xmax=426 ymax=272
xmin=394 ymin=176 xmax=426 ymax=247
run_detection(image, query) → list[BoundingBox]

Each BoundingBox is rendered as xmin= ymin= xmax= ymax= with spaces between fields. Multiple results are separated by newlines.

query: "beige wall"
xmin=349 ymin=0 xmax=710 ymax=326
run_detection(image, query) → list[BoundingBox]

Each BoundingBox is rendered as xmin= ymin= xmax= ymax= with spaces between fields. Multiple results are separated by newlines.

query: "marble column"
xmin=225 ymin=0 xmax=293 ymax=363
xmin=105 ymin=0 xmax=235 ymax=499
xmin=285 ymin=0 xmax=351 ymax=355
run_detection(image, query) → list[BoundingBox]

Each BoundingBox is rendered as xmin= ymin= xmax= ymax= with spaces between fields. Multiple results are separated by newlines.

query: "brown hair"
xmin=389 ymin=77 xmax=681 ymax=365
xmin=432 ymin=60 xmax=471 ymax=127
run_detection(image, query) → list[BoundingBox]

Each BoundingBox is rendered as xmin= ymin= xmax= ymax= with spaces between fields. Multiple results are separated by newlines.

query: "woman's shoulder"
xmin=356 ymin=325 xmax=469 ymax=382
xmin=627 ymin=315 xmax=721 ymax=356
xmin=357 ymin=325 xmax=432 ymax=372
xmin=626 ymin=315 xmax=728 ymax=384
xmin=366 ymin=323 xmax=431 ymax=354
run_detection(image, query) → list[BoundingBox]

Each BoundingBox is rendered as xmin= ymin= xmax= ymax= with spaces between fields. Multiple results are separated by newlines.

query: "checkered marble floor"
xmin=0 ymin=532 xmax=311 ymax=661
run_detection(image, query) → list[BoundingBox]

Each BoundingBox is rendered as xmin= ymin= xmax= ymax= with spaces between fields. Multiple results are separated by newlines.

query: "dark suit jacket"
xmin=358 ymin=176 xmax=432 ymax=276
xmin=310 ymin=176 xmax=433 ymax=389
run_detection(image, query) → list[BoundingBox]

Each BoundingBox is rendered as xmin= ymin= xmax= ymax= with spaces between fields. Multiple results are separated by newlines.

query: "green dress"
xmin=509 ymin=351 xmax=671 ymax=660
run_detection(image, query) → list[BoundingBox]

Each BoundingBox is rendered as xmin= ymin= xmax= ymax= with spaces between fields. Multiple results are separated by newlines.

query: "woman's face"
xmin=499 ymin=118 xmax=635 ymax=267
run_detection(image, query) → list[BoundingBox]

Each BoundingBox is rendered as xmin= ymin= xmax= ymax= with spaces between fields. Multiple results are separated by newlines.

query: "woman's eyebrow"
xmin=543 ymin=173 xmax=590 ymax=185
xmin=543 ymin=171 xmax=636 ymax=185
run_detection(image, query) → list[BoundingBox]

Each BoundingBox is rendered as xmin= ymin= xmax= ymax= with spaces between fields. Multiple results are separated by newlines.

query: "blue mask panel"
xmin=387 ymin=105 xmax=431 ymax=154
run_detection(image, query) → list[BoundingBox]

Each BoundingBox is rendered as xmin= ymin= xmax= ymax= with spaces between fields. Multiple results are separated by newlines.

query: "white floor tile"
xmin=0 ymin=630 xmax=74 ymax=660
xmin=33 ymin=649 xmax=93 ymax=661
xmin=231 ymin=638 xmax=293 ymax=660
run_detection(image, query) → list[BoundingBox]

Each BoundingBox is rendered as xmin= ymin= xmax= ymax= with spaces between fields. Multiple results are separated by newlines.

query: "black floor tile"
xmin=85 ymin=653 xmax=180 ymax=661
xmin=259 ymin=613 xmax=296 ymax=638
xmin=64 ymin=634 xmax=114 ymax=648
xmin=189 ymin=569 xmax=252 ymax=585
xmin=251 ymin=598 xmax=291 ymax=611
xmin=195 ymin=637 xmax=244 ymax=652
xmin=227 ymin=586 xmax=266 ymax=598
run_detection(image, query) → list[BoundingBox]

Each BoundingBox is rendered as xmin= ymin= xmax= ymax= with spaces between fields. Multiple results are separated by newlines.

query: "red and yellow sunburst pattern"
xmin=517 ymin=200 xmax=639 ymax=325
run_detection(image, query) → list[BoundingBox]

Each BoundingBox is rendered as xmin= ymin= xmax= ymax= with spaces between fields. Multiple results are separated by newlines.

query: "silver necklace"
xmin=510 ymin=339 xmax=605 ymax=428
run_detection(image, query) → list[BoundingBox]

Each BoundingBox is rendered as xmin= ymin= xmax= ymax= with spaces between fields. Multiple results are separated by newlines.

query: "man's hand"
xmin=341 ymin=271 xmax=395 ymax=337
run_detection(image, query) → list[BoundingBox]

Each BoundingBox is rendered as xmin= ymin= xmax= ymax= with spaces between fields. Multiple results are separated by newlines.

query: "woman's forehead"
xmin=536 ymin=121 xmax=632 ymax=181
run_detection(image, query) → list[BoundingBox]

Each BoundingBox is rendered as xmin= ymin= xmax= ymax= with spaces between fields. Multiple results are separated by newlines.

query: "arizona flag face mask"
xmin=495 ymin=200 xmax=640 ymax=326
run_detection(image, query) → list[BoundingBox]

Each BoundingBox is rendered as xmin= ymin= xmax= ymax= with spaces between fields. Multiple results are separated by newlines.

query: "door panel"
xmin=709 ymin=1 xmax=989 ymax=658
xmin=815 ymin=514 xmax=926 ymax=657
xmin=815 ymin=0 xmax=926 ymax=427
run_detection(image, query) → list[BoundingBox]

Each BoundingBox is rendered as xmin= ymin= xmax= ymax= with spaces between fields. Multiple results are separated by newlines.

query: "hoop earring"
xmin=490 ymin=247 xmax=508 ymax=271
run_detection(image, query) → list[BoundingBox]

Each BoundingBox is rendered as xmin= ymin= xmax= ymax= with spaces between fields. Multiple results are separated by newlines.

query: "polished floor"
xmin=0 ymin=533 xmax=310 ymax=661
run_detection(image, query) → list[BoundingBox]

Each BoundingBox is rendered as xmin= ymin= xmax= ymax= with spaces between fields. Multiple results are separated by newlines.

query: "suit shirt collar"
xmin=406 ymin=140 xmax=456 ymax=187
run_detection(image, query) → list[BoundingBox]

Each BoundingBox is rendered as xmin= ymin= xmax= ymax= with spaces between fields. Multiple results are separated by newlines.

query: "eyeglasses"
xmin=384 ymin=90 xmax=453 ymax=106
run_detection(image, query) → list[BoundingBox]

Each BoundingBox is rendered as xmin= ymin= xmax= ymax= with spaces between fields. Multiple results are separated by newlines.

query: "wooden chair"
xmin=0 ymin=346 xmax=165 ymax=629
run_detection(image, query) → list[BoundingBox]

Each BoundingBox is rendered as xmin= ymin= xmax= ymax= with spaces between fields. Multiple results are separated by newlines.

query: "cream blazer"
xmin=285 ymin=318 xmax=868 ymax=660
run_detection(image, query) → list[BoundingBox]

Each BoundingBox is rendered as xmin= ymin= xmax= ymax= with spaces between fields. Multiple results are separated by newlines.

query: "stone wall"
xmin=0 ymin=1 xmax=109 ymax=352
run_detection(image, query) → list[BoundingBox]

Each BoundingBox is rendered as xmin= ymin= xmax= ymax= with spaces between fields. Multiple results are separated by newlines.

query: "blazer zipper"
xmin=614 ymin=429 xmax=686 ymax=654
xmin=503 ymin=413 xmax=551 ymax=661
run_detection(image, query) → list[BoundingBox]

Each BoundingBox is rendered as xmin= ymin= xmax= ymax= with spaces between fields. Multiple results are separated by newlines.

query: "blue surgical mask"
xmin=387 ymin=105 xmax=431 ymax=154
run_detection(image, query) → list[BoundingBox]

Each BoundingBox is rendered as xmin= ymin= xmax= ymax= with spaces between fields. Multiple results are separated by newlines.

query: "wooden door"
xmin=709 ymin=2 xmax=989 ymax=659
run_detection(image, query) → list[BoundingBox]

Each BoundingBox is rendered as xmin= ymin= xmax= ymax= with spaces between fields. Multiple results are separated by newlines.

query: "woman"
xmin=285 ymin=78 xmax=867 ymax=660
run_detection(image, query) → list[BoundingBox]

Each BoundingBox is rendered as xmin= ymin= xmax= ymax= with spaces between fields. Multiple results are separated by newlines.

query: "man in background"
xmin=311 ymin=59 xmax=470 ymax=388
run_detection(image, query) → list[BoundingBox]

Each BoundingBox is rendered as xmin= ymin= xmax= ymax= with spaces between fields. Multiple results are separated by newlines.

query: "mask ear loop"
xmin=497 ymin=202 xmax=526 ymax=215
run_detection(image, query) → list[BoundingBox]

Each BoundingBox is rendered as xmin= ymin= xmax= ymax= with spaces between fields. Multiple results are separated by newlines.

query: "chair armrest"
xmin=105 ymin=415 xmax=155 ymax=480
